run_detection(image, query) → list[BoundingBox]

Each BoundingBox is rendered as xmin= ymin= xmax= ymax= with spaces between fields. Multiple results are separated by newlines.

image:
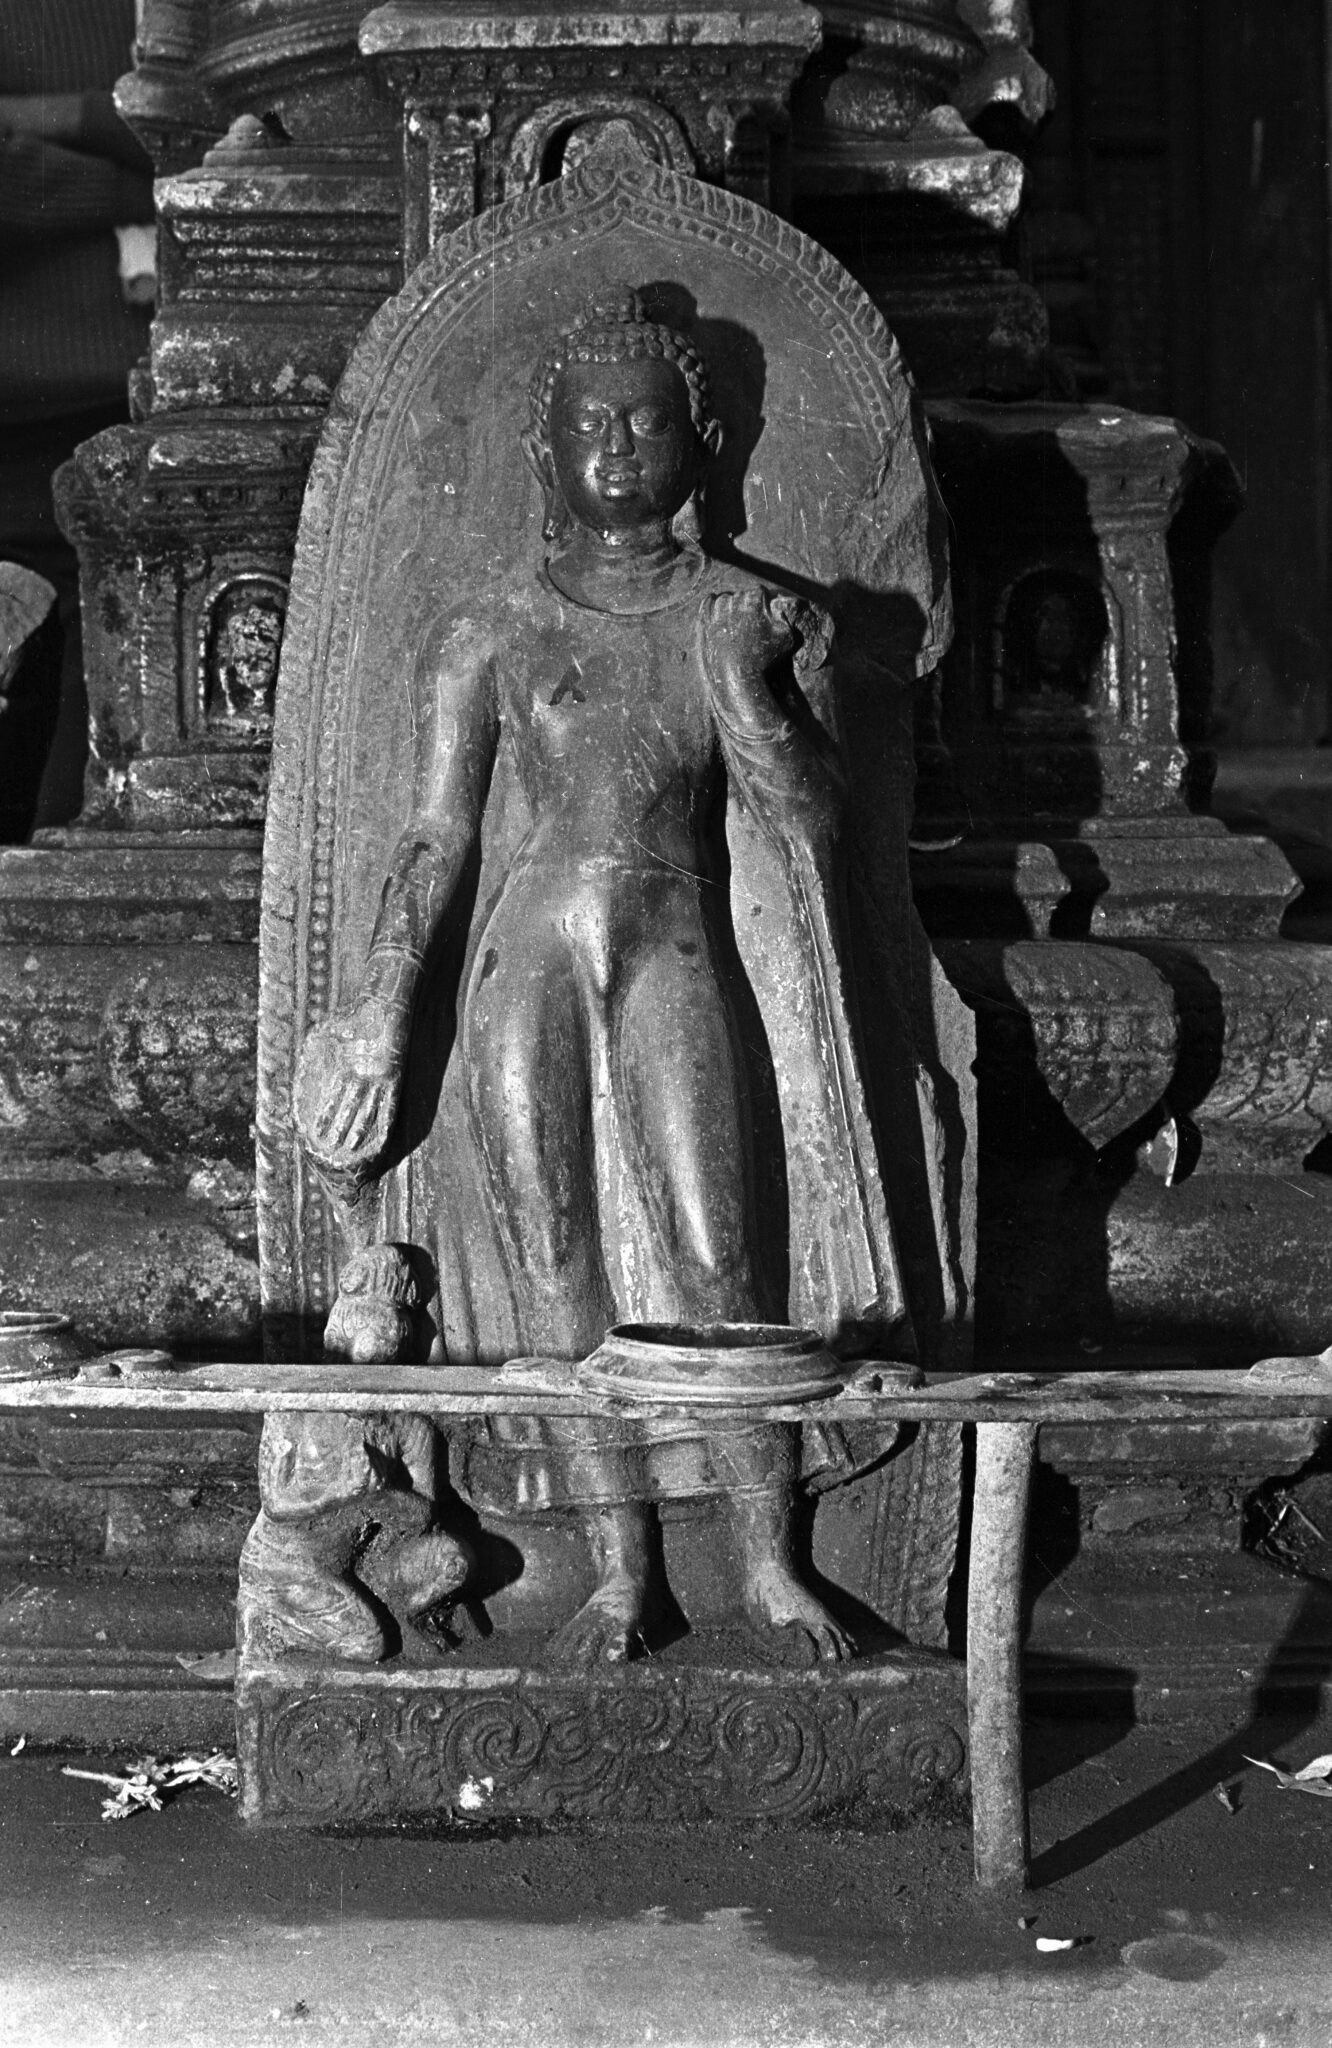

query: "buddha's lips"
xmin=595 ymin=466 xmax=641 ymax=495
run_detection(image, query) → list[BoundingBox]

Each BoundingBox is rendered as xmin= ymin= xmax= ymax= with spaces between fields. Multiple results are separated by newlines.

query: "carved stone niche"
xmin=54 ymin=418 xmax=314 ymax=832
xmin=360 ymin=0 xmax=823 ymax=263
xmin=239 ymin=125 xmax=976 ymax=1826
xmin=913 ymin=402 xmax=1299 ymax=941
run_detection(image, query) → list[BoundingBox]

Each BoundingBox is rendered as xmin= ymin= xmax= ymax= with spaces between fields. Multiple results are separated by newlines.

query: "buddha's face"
xmin=549 ymin=355 xmax=699 ymax=536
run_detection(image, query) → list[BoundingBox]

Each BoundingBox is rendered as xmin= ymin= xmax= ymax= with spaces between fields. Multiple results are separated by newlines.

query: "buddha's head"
xmin=524 ymin=287 xmax=722 ymax=545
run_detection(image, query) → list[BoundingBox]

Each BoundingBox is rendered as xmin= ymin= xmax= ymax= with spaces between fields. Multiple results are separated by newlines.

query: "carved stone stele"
xmin=240 ymin=124 xmax=972 ymax=1815
xmin=257 ymin=122 xmax=970 ymax=1367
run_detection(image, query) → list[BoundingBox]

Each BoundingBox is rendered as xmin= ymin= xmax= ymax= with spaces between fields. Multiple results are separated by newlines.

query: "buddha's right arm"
xmin=360 ymin=629 xmax=499 ymax=1020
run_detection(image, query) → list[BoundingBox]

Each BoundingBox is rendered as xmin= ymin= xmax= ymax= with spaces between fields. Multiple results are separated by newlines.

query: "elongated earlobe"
xmin=673 ymin=489 xmax=705 ymax=548
xmin=520 ymin=427 xmax=553 ymax=495
xmin=520 ymin=428 xmax=569 ymax=543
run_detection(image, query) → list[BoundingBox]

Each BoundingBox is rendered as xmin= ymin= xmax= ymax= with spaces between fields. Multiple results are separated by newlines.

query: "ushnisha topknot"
xmin=528 ymin=285 xmax=714 ymax=445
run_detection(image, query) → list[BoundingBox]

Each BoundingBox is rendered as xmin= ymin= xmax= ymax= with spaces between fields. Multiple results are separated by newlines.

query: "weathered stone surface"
xmin=789 ymin=1 xmax=1053 ymax=396
xmin=367 ymin=0 xmax=821 ymax=264
xmin=1042 ymin=1417 xmax=1322 ymax=1550
xmin=918 ymin=825 xmax=1298 ymax=942
xmin=0 ymin=1573 xmax=237 ymax=1749
xmin=943 ymin=937 xmax=1332 ymax=1172
xmin=364 ymin=0 xmax=819 ymax=51
xmin=0 ymin=1667 xmax=233 ymax=1750
xmin=0 ymin=1471 xmax=253 ymax=1571
xmin=237 ymin=1653 xmax=966 ymax=1825
xmin=0 ymin=944 xmax=256 ymax=1177
xmin=950 ymin=0 xmax=1051 ymax=129
xmin=0 ymin=1181 xmax=259 ymax=1355
xmin=55 ymin=420 xmax=316 ymax=833
xmin=1212 ymin=748 xmax=1332 ymax=943
xmin=977 ymin=1158 xmax=1332 ymax=1361
xmin=795 ymin=165 xmax=1049 ymax=397
xmin=118 ymin=0 xmax=388 ymax=175
xmin=0 ymin=840 xmax=261 ymax=947
xmin=152 ymin=125 xmax=402 ymax=415
xmin=0 ymin=1477 xmax=107 ymax=1563
xmin=915 ymin=400 xmax=1297 ymax=940
xmin=946 ymin=938 xmax=1178 ymax=1152
xmin=0 ymin=1416 xmax=254 ymax=1494
xmin=1025 ymin=1550 xmax=1332 ymax=1720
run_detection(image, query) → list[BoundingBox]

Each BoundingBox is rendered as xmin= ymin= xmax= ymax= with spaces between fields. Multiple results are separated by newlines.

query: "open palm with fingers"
xmin=294 ymin=998 xmax=409 ymax=1181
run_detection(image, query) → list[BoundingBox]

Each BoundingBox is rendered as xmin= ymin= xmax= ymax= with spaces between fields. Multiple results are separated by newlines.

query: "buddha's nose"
xmin=604 ymin=411 xmax=634 ymax=457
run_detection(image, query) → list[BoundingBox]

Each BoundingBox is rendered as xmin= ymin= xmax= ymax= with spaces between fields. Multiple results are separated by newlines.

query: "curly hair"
xmin=528 ymin=285 xmax=714 ymax=446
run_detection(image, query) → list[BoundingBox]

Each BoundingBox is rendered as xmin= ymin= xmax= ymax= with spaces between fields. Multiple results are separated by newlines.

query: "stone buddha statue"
xmin=251 ymin=287 xmax=916 ymax=1668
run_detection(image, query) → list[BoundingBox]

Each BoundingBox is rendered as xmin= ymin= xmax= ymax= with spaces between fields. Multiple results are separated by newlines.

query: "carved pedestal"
xmin=1027 ymin=1411 xmax=1332 ymax=1718
xmin=238 ymin=1649 xmax=966 ymax=1826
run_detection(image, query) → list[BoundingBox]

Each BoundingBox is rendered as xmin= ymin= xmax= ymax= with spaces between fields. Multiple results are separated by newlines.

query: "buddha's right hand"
xmin=294 ymin=998 xmax=408 ymax=1179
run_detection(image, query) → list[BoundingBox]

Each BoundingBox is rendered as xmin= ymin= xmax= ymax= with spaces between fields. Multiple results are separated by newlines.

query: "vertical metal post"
xmin=967 ymin=1420 xmax=1037 ymax=1888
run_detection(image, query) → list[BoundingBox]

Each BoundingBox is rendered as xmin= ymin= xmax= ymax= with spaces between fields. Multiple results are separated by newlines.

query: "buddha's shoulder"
xmin=704 ymin=559 xmax=810 ymax=609
xmin=709 ymin=559 xmax=771 ymax=595
xmin=414 ymin=575 xmax=541 ymax=668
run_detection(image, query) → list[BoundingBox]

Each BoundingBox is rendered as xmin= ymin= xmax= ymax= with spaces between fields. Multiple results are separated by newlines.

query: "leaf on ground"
xmin=1035 ymin=1937 xmax=1077 ymax=1952
xmin=1214 ymin=1782 xmax=1239 ymax=1813
xmin=1244 ymin=1753 xmax=1332 ymax=1797
xmin=62 ymin=1751 xmax=238 ymax=1820
xmin=174 ymin=1650 xmax=237 ymax=1680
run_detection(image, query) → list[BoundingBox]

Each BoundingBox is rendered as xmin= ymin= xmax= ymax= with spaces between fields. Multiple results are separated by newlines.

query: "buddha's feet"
xmin=743 ymin=1565 xmax=852 ymax=1668
xmin=546 ymin=1576 xmax=648 ymax=1669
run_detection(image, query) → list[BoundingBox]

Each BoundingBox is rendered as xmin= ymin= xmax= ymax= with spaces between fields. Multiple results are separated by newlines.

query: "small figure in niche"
xmin=293 ymin=288 xmax=910 ymax=1666
xmin=1002 ymin=568 xmax=1108 ymax=712
xmin=208 ymin=583 xmax=284 ymax=731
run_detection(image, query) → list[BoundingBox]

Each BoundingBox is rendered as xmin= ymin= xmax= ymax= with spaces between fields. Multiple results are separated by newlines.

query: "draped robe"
xmin=371 ymin=550 xmax=913 ymax=1376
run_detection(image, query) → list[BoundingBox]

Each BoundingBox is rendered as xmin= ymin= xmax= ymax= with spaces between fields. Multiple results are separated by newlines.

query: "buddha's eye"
xmin=630 ymin=408 xmax=669 ymax=435
xmin=570 ymin=412 xmax=602 ymax=436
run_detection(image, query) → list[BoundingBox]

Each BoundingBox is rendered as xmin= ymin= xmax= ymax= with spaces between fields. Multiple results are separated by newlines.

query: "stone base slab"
xmin=0 ymin=1649 xmax=234 ymax=1751
xmin=236 ymin=1650 xmax=967 ymax=1828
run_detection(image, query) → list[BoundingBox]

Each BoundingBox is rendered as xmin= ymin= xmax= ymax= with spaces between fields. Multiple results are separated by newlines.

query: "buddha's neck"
xmin=567 ymin=525 xmax=677 ymax=574
xmin=546 ymin=524 xmax=704 ymax=613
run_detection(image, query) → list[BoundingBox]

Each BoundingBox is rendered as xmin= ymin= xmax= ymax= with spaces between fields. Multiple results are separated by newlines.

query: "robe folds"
xmin=378 ymin=555 xmax=913 ymax=1387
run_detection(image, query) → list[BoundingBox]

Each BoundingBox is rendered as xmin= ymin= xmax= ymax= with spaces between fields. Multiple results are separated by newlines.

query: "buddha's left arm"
xmin=703 ymin=587 xmax=845 ymax=847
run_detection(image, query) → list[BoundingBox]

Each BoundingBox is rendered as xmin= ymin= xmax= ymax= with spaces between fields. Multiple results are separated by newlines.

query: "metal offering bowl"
xmin=0 ymin=1311 xmax=85 ymax=1383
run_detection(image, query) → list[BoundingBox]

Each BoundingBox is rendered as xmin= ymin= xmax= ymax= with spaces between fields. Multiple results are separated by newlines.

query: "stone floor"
xmin=2 ymin=1708 xmax=1330 ymax=2047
